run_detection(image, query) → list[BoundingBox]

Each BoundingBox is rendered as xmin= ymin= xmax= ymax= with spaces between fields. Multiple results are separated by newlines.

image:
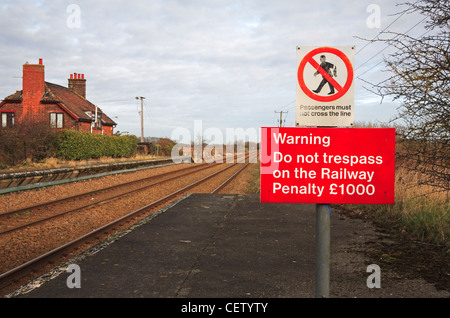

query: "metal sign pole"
xmin=315 ymin=203 xmax=331 ymax=297
xmin=315 ymin=122 xmax=333 ymax=298
xmin=295 ymin=46 xmax=355 ymax=298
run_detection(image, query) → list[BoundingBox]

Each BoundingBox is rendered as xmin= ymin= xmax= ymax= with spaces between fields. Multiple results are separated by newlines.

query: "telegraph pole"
xmin=274 ymin=110 xmax=288 ymax=127
xmin=136 ymin=96 xmax=145 ymax=142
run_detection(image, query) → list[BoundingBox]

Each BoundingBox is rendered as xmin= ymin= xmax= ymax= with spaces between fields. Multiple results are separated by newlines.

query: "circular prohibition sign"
xmin=297 ymin=47 xmax=354 ymax=102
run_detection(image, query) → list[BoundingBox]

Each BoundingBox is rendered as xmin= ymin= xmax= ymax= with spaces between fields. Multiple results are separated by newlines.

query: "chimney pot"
xmin=81 ymin=74 xmax=84 ymax=79
xmin=70 ymin=74 xmax=73 ymax=79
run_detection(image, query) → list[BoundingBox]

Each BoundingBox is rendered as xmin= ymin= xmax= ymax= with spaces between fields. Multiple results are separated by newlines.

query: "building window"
xmin=1 ymin=112 xmax=15 ymax=128
xmin=50 ymin=112 xmax=63 ymax=129
xmin=96 ymin=112 xmax=102 ymax=130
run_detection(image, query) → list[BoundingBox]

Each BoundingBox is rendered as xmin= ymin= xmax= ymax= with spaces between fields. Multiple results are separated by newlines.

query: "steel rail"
xmin=211 ymin=154 xmax=253 ymax=193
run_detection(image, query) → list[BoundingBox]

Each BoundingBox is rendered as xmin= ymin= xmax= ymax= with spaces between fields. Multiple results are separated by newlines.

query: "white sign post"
xmin=296 ymin=46 xmax=355 ymax=127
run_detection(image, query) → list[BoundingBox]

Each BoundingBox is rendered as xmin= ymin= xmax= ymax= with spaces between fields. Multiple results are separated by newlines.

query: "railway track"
xmin=0 ymin=151 xmax=257 ymax=296
xmin=0 ymin=163 xmax=220 ymax=235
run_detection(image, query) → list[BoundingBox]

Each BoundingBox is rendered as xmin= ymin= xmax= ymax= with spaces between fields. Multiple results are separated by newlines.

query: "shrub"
xmin=56 ymin=130 xmax=138 ymax=160
xmin=155 ymin=138 xmax=176 ymax=156
xmin=0 ymin=120 xmax=58 ymax=166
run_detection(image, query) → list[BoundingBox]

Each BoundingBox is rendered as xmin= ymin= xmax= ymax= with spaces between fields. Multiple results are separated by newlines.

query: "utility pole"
xmin=274 ymin=110 xmax=288 ymax=127
xmin=136 ymin=96 xmax=145 ymax=142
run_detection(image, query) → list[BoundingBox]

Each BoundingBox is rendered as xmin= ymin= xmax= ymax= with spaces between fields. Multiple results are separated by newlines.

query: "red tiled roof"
xmin=3 ymin=90 xmax=22 ymax=101
xmin=2 ymin=82 xmax=116 ymax=126
xmin=45 ymin=82 xmax=116 ymax=126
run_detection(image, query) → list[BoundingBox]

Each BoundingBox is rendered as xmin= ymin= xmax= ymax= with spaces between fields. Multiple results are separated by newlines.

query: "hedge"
xmin=0 ymin=121 xmax=58 ymax=166
xmin=56 ymin=130 xmax=138 ymax=160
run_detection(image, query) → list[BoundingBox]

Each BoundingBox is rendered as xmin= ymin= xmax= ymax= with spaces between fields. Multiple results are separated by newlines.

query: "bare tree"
xmin=361 ymin=0 xmax=449 ymax=192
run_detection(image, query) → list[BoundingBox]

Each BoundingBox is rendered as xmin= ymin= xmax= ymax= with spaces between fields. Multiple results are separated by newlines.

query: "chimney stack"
xmin=22 ymin=58 xmax=45 ymax=117
xmin=68 ymin=72 xmax=86 ymax=98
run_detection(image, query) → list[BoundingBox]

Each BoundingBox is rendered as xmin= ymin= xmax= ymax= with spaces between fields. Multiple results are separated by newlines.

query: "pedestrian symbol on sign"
xmin=313 ymin=55 xmax=338 ymax=96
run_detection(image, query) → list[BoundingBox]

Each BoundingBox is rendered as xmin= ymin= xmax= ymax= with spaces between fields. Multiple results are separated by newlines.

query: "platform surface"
xmin=14 ymin=193 xmax=449 ymax=299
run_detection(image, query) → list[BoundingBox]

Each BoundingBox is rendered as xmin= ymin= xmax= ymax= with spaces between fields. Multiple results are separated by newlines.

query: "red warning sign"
xmin=297 ymin=47 xmax=353 ymax=102
xmin=260 ymin=127 xmax=395 ymax=204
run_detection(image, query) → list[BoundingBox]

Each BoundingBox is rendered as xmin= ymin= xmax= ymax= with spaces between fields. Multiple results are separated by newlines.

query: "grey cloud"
xmin=0 ymin=0 xmax=428 ymax=138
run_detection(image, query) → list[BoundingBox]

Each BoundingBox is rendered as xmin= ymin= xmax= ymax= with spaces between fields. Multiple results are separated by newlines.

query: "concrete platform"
xmin=12 ymin=194 xmax=449 ymax=300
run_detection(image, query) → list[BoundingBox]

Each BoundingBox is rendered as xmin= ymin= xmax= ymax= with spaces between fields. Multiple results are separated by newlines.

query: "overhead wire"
xmin=356 ymin=0 xmax=422 ymax=56
xmin=280 ymin=6 xmax=420 ymax=112
xmin=278 ymin=99 xmax=295 ymax=110
xmin=279 ymin=3 xmax=428 ymax=116
xmin=356 ymin=8 xmax=409 ymax=55
xmin=356 ymin=27 xmax=433 ymax=79
xmin=356 ymin=16 xmax=428 ymax=75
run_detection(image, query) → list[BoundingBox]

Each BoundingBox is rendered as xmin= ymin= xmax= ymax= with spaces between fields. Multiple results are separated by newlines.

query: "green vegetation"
xmin=56 ymin=130 xmax=138 ymax=160
xmin=350 ymin=166 xmax=449 ymax=248
xmin=248 ymin=165 xmax=261 ymax=194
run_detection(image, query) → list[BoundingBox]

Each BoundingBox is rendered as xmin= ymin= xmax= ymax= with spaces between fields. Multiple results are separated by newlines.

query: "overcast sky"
xmin=0 ymin=0 xmax=429 ymax=141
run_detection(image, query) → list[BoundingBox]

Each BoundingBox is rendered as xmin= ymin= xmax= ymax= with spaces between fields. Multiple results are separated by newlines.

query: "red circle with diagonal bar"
xmin=297 ymin=47 xmax=353 ymax=102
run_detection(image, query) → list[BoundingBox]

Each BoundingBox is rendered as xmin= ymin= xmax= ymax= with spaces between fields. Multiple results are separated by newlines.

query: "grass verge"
xmin=345 ymin=166 xmax=449 ymax=249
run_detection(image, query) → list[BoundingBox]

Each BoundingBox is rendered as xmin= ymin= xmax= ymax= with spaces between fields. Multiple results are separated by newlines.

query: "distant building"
xmin=0 ymin=58 xmax=116 ymax=135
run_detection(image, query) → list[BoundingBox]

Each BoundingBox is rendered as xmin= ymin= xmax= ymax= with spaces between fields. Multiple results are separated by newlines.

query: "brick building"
xmin=0 ymin=59 xmax=116 ymax=135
